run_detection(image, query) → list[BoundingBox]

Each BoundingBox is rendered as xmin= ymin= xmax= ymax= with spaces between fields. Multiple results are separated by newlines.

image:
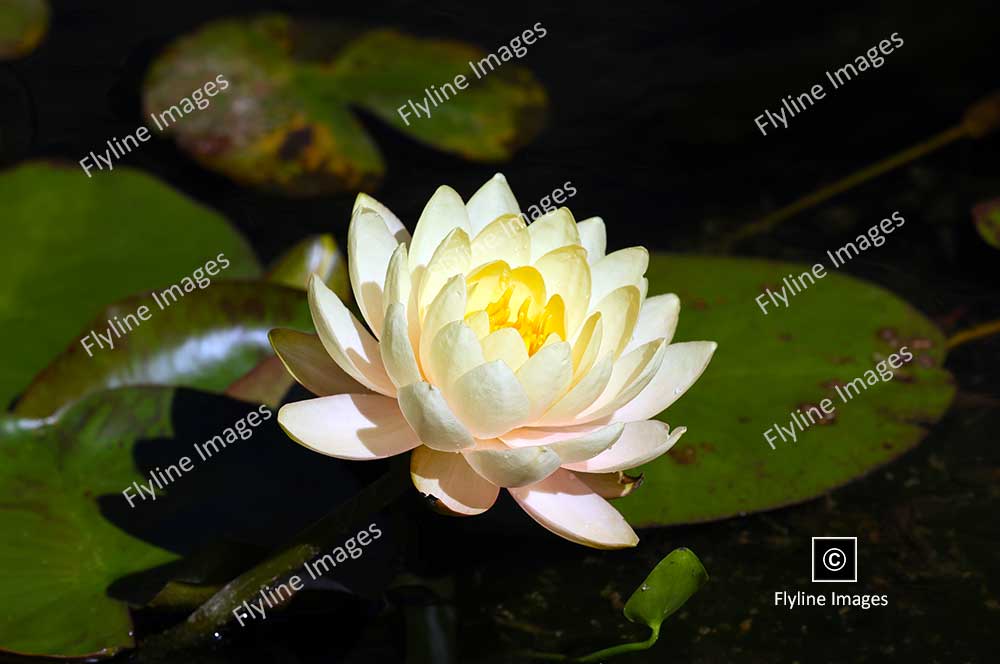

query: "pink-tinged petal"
xmin=624 ymin=294 xmax=680 ymax=355
xmin=308 ymin=275 xmax=395 ymax=396
xmin=354 ymin=193 xmax=410 ymax=243
xmin=563 ymin=420 xmax=685 ymax=473
xmin=467 ymin=173 xmax=522 ymax=235
xmin=576 ymin=217 xmax=606 ymax=264
xmin=278 ymin=394 xmax=419 ymax=460
xmin=411 ymin=446 xmax=499 ymax=516
xmin=509 ymin=469 xmax=639 ymax=549
xmin=500 ymin=422 xmax=624 ymax=463
xmin=269 ymin=328 xmax=370 ymax=397
xmin=397 ymin=381 xmax=475 ymax=452
xmin=611 ymin=341 xmax=717 ymax=422
xmin=462 ymin=438 xmax=561 ymax=488
xmin=571 ymin=470 xmax=643 ymax=499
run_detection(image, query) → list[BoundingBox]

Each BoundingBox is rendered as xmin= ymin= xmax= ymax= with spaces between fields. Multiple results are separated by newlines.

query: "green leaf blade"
xmin=623 ymin=548 xmax=709 ymax=631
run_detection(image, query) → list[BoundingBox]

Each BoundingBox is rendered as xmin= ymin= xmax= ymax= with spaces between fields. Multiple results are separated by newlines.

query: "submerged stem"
xmin=946 ymin=318 xmax=1000 ymax=349
xmin=143 ymin=456 xmax=412 ymax=653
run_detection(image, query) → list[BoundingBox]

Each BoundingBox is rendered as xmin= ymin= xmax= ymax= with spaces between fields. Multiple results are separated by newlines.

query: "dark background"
xmin=2 ymin=0 xmax=999 ymax=662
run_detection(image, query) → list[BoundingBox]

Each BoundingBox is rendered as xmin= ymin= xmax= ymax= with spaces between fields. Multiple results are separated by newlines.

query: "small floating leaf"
xmin=143 ymin=15 xmax=547 ymax=196
xmin=623 ymin=548 xmax=709 ymax=631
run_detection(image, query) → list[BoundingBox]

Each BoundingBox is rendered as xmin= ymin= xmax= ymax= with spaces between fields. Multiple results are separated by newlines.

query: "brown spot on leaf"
xmin=668 ymin=445 xmax=697 ymax=465
xmin=692 ymin=298 xmax=708 ymax=310
xmin=278 ymin=126 xmax=315 ymax=161
xmin=911 ymin=337 xmax=933 ymax=350
xmin=778 ymin=332 xmax=792 ymax=342
xmin=918 ymin=354 xmax=936 ymax=368
xmin=797 ymin=403 xmax=836 ymax=425
xmin=877 ymin=327 xmax=898 ymax=343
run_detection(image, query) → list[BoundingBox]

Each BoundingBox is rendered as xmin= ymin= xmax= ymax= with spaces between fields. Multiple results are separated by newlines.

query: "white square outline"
xmin=811 ymin=536 xmax=858 ymax=583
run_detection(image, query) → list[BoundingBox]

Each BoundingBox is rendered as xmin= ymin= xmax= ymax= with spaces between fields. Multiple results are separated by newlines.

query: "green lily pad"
xmin=142 ymin=15 xmax=547 ymax=196
xmin=972 ymin=198 xmax=1000 ymax=249
xmin=0 ymin=162 xmax=259 ymax=411
xmin=0 ymin=387 xmax=179 ymax=658
xmin=0 ymin=0 xmax=48 ymax=59
xmin=14 ymin=282 xmax=313 ymax=419
xmin=619 ymin=254 xmax=955 ymax=527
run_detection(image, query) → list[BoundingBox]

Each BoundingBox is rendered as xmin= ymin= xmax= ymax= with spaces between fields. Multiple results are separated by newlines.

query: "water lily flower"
xmin=273 ymin=175 xmax=716 ymax=549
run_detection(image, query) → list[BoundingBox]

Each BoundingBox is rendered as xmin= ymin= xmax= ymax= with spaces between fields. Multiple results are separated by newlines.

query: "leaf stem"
xmin=721 ymin=124 xmax=968 ymax=249
xmin=520 ymin=625 xmax=661 ymax=663
xmin=946 ymin=318 xmax=1000 ymax=349
xmin=142 ymin=456 xmax=412 ymax=653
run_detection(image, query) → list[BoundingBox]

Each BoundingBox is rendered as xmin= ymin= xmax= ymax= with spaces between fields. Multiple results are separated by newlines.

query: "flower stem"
xmin=521 ymin=625 xmax=661 ymax=663
xmin=946 ymin=318 xmax=1000 ymax=350
xmin=721 ymin=124 xmax=968 ymax=249
xmin=142 ymin=456 xmax=412 ymax=654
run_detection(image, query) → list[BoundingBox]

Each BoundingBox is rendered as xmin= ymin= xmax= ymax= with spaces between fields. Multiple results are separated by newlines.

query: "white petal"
xmin=269 ymin=328 xmax=370 ymax=397
xmin=397 ymin=381 xmax=475 ymax=452
xmin=467 ymin=173 xmax=522 ymax=235
xmin=516 ymin=341 xmax=573 ymax=422
xmin=470 ymin=214 xmax=530 ymax=269
xmin=578 ymin=339 xmax=666 ymax=422
xmin=347 ymin=208 xmax=399 ymax=338
xmin=527 ymin=208 xmax=580 ymax=262
xmin=354 ymin=193 xmax=410 ymax=243
xmin=448 ymin=360 xmax=531 ymax=438
xmin=462 ymin=438 xmax=561 ymax=488
xmin=624 ymin=294 xmax=680 ymax=355
xmin=308 ymin=275 xmax=395 ymax=396
xmin=534 ymin=245 xmax=591 ymax=336
xmin=534 ymin=354 xmax=614 ymax=426
xmin=409 ymin=185 xmax=471 ymax=273
xmin=465 ymin=310 xmax=491 ymax=339
xmin=612 ymin=341 xmax=717 ymax=422
xmin=509 ymin=469 xmax=638 ymax=549
xmin=589 ymin=247 xmax=649 ymax=311
xmin=418 ymin=227 xmax=471 ymax=317
xmin=564 ymin=420 xmax=685 ymax=473
xmin=380 ymin=303 xmax=422 ymax=388
xmin=410 ymin=445 xmax=499 ymax=515
xmin=382 ymin=243 xmax=411 ymax=310
xmin=591 ymin=285 xmax=641 ymax=361
xmin=501 ymin=422 xmax=624 ymax=464
xmin=480 ymin=327 xmax=529 ymax=371
xmin=278 ymin=394 xmax=419 ymax=460
xmin=428 ymin=320 xmax=485 ymax=388
xmin=418 ymin=275 xmax=467 ymax=375
xmin=576 ymin=217 xmax=606 ymax=264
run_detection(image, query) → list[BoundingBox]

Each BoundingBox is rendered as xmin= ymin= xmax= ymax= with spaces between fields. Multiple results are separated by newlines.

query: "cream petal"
xmin=410 ymin=445 xmax=499 ymax=516
xmin=462 ymin=438 xmax=561 ymax=488
xmin=269 ymin=328 xmax=370 ymax=397
xmin=382 ymin=243 xmax=411 ymax=309
xmin=534 ymin=245 xmax=591 ymax=336
xmin=429 ymin=320 xmax=485 ymax=388
xmin=480 ymin=327 xmax=529 ymax=371
xmin=466 ymin=173 xmax=522 ymax=235
xmin=509 ymin=469 xmax=639 ymax=549
xmin=570 ymin=312 xmax=602 ymax=379
xmin=418 ymin=227 xmax=471 ymax=316
xmin=347 ymin=208 xmax=399 ymax=338
xmin=589 ymin=247 xmax=649 ymax=310
xmin=534 ymin=354 xmax=614 ymax=426
xmin=308 ymin=275 xmax=395 ymax=396
xmin=354 ymin=193 xmax=410 ymax=243
xmin=570 ymin=470 xmax=643 ymax=499
xmin=418 ymin=275 xmax=467 ymax=374
xmin=408 ymin=185 xmax=471 ymax=272
xmin=397 ymin=381 xmax=476 ymax=451
xmin=624 ymin=294 xmax=680 ymax=355
xmin=448 ymin=360 xmax=531 ymax=438
xmin=278 ymin=394 xmax=419 ymax=460
xmin=578 ymin=339 xmax=666 ymax=422
xmin=527 ymin=208 xmax=580 ymax=262
xmin=500 ymin=422 xmax=624 ymax=464
xmin=465 ymin=310 xmax=491 ymax=339
xmin=591 ymin=285 xmax=641 ymax=361
xmin=563 ymin=420 xmax=685 ymax=473
xmin=470 ymin=214 xmax=530 ymax=269
xmin=611 ymin=341 xmax=717 ymax=422
xmin=576 ymin=217 xmax=606 ymax=264
xmin=380 ymin=303 xmax=422 ymax=388
xmin=516 ymin=341 xmax=573 ymax=422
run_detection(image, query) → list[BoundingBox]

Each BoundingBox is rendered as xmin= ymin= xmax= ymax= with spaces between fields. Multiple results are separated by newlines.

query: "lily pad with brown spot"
xmin=143 ymin=15 xmax=548 ymax=197
xmin=618 ymin=254 xmax=955 ymax=527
